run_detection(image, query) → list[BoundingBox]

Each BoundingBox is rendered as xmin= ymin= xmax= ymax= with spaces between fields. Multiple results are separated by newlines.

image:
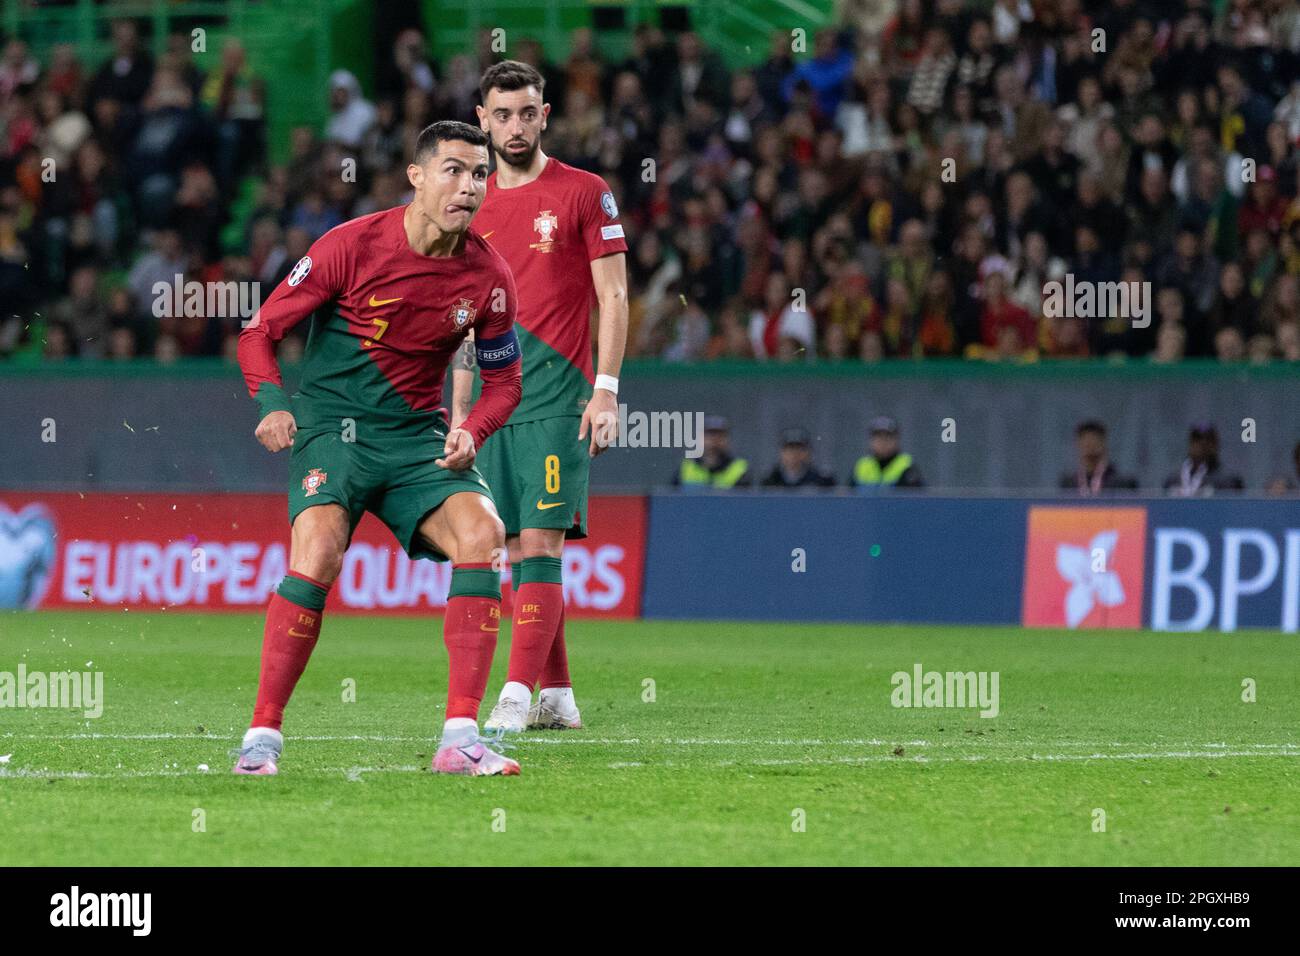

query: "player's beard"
xmin=493 ymin=133 xmax=538 ymax=169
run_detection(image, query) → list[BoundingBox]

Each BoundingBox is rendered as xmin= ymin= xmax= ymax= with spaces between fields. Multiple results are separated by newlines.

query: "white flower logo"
xmin=1056 ymin=530 xmax=1125 ymax=628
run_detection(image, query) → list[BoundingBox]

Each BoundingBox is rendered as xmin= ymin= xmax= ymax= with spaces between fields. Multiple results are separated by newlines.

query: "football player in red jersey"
xmin=452 ymin=60 xmax=628 ymax=733
xmin=235 ymin=121 xmax=524 ymax=776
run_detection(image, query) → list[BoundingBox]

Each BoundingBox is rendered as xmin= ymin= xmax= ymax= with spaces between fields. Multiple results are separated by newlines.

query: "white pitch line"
xmin=2 ymin=750 xmax=1297 ymax=781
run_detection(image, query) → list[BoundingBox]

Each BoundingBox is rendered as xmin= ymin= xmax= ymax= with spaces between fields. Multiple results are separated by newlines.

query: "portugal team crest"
xmin=531 ymin=210 xmax=558 ymax=252
xmin=450 ymin=297 xmax=477 ymax=328
xmin=302 ymin=468 xmax=328 ymax=497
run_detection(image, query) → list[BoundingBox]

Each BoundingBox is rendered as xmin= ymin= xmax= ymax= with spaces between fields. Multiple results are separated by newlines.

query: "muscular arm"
xmin=449 ymin=331 xmax=476 ymax=430
xmin=237 ymin=254 xmax=338 ymax=450
xmin=591 ymin=252 xmax=628 ymax=384
xmin=238 ymin=241 xmax=341 ymax=450
xmin=580 ymin=252 xmax=628 ymax=456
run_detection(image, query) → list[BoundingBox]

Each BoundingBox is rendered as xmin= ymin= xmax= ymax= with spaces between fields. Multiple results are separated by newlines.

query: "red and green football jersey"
xmin=238 ymin=205 xmax=521 ymax=448
xmin=471 ymin=157 xmax=628 ymax=423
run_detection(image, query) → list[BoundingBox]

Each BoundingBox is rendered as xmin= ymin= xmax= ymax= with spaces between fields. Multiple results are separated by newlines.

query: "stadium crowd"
xmin=1 ymin=2 xmax=1299 ymax=366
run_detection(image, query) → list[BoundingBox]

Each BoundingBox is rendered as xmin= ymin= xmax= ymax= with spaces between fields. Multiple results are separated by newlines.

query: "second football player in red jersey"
xmin=452 ymin=61 xmax=629 ymax=734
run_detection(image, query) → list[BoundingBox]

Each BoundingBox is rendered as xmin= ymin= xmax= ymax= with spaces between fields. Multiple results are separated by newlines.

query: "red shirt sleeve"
xmin=579 ymin=175 xmax=629 ymax=262
xmin=460 ymin=258 xmax=522 ymax=448
xmin=237 ymin=231 xmax=347 ymax=417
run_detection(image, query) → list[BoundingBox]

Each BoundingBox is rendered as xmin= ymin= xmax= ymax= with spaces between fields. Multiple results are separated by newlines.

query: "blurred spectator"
xmin=1207 ymin=261 xmax=1260 ymax=345
xmin=672 ymin=32 xmax=729 ymax=115
xmin=108 ymin=324 xmax=137 ymax=361
xmin=380 ymin=28 xmax=437 ymax=100
xmin=783 ymin=29 xmax=852 ymax=119
xmin=749 ymin=272 xmax=814 ymax=361
xmin=201 ymin=40 xmax=266 ymax=190
xmin=88 ymin=20 xmax=153 ymax=115
xmin=978 ymin=257 xmax=1036 ymax=359
xmin=1163 ymin=423 xmax=1245 ymax=496
xmin=326 ymin=70 xmax=376 ymax=149
xmin=1238 ymin=165 xmax=1289 ymax=241
xmin=672 ymin=416 xmax=751 ymax=488
xmin=1152 ymin=319 xmax=1188 ymax=364
xmin=50 ymin=265 xmax=108 ymax=357
xmin=761 ymin=427 xmax=835 ymax=489
xmin=1058 ymin=420 xmax=1137 ymax=496
xmin=1 ymin=40 xmax=40 ymax=101
xmin=130 ymin=67 xmax=214 ymax=227
xmin=850 ymin=416 xmax=923 ymax=489
xmin=126 ymin=228 xmax=186 ymax=316
xmin=1264 ymin=443 xmax=1300 ymax=496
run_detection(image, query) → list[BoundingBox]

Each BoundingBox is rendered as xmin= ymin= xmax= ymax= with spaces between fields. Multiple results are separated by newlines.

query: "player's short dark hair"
xmin=1076 ymin=420 xmax=1107 ymax=438
xmin=412 ymin=121 xmax=489 ymax=164
xmin=479 ymin=59 xmax=545 ymax=104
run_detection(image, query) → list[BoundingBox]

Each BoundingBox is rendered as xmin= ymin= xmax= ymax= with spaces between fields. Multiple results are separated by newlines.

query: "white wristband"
xmin=594 ymin=374 xmax=619 ymax=395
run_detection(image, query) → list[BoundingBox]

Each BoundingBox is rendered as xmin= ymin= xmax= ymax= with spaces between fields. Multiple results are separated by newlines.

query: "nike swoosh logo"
xmin=536 ymin=500 xmax=566 ymax=511
xmin=288 ymin=628 xmax=313 ymax=638
xmin=368 ymin=295 xmax=402 ymax=307
xmin=516 ymin=618 xmax=543 ymax=625
xmin=458 ymin=747 xmax=483 ymax=764
xmin=480 ymin=624 xmax=500 ymax=633
xmin=481 ymin=231 xmax=494 ymax=239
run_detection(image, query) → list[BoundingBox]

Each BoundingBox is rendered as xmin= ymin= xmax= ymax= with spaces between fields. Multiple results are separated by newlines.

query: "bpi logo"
xmin=1022 ymin=507 xmax=1146 ymax=628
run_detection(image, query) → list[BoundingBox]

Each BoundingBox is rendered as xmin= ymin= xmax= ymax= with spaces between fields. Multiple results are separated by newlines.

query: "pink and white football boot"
xmin=432 ymin=730 xmax=520 ymax=776
xmin=232 ymin=727 xmax=282 ymax=775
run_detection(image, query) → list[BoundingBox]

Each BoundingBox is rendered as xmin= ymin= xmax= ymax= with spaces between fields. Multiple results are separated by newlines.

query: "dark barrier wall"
xmin=2 ymin=361 xmax=1299 ymax=492
xmin=644 ymin=494 xmax=1026 ymax=624
xmin=642 ymin=494 xmax=1300 ymax=631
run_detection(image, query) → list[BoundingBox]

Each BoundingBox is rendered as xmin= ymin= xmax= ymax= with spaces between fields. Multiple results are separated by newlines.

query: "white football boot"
xmin=528 ymin=688 xmax=583 ymax=730
xmin=483 ymin=695 xmax=529 ymax=734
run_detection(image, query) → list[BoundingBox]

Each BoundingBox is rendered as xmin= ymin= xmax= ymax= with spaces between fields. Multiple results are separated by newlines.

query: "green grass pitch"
xmin=1 ymin=611 xmax=1297 ymax=866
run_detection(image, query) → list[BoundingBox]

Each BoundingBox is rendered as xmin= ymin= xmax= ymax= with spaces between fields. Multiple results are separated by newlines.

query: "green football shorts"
xmin=287 ymin=423 xmax=494 ymax=561
xmin=476 ymin=415 xmax=589 ymax=539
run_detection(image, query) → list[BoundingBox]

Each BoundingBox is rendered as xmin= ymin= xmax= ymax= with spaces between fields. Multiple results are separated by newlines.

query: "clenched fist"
xmin=436 ymin=427 xmax=476 ymax=471
xmin=255 ymin=410 xmax=298 ymax=452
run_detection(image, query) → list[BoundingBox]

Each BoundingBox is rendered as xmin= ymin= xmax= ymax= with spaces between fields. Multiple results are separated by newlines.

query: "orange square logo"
xmin=1022 ymin=506 xmax=1146 ymax=628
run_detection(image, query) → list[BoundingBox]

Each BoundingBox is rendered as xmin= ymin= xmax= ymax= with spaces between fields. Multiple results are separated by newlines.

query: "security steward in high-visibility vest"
xmin=850 ymin=416 xmax=924 ymax=488
xmin=673 ymin=415 xmax=751 ymax=488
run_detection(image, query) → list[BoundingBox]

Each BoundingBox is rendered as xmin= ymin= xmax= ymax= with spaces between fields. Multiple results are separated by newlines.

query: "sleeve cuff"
xmin=254 ymin=383 xmax=294 ymax=419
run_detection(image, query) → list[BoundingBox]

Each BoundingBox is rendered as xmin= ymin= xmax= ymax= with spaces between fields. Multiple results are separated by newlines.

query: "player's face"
xmin=477 ymin=86 xmax=548 ymax=168
xmin=409 ymin=139 xmax=489 ymax=234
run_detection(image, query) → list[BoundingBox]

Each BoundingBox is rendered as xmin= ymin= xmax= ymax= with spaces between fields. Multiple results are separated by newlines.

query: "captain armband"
xmin=475 ymin=328 xmax=519 ymax=370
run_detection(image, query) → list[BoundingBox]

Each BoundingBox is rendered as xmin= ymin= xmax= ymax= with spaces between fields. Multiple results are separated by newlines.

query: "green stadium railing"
xmin=423 ymin=0 xmax=832 ymax=69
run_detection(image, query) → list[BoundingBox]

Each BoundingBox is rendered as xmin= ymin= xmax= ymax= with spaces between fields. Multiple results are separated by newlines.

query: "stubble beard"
xmin=493 ymin=133 xmax=539 ymax=169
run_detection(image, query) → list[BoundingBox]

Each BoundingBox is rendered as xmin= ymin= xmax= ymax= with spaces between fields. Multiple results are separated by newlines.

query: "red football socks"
xmin=506 ymin=556 xmax=565 ymax=690
xmin=444 ymin=563 xmax=503 ymax=720
xmin=539 ymin=604 xmax=572 ymax=690
xmin=250 ymin=571 xmax=330 ymax=731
